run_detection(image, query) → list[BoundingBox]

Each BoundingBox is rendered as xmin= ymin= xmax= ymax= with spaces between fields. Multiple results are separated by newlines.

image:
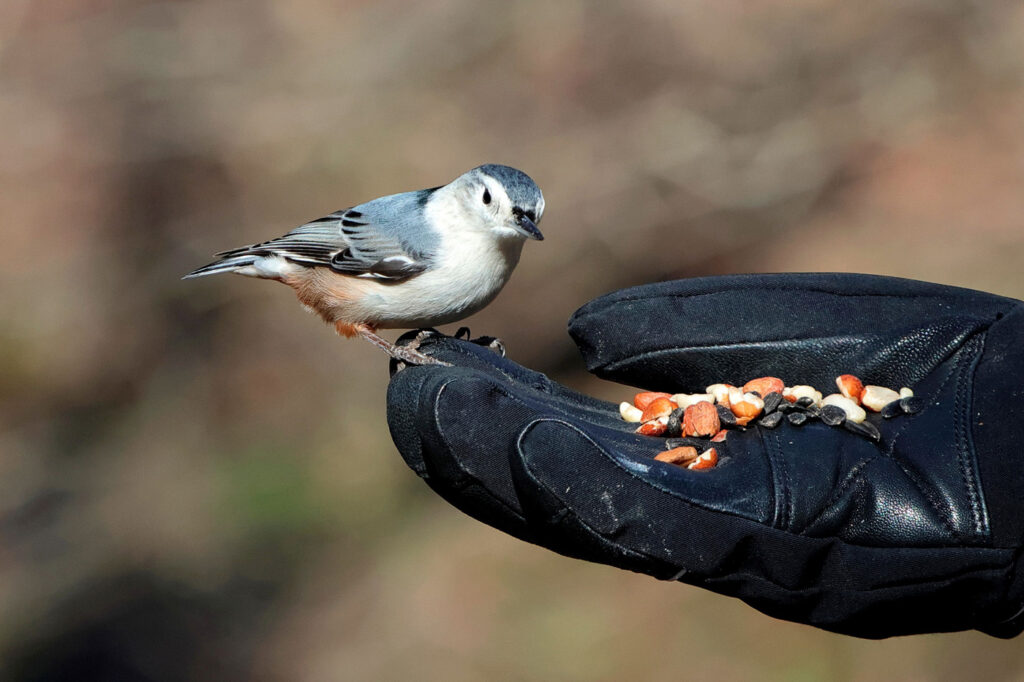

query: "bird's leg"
xmin=353 ymin=323 xmax=451 ymax=366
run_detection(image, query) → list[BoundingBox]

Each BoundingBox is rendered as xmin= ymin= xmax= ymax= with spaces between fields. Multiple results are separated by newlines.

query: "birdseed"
xmin=638 ymin=375 xmax=917 ymax=470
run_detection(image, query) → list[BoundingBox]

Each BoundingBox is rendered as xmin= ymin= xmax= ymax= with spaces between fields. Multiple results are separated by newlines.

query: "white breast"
xmin=343 ymin=193 xmax=527 ymax=329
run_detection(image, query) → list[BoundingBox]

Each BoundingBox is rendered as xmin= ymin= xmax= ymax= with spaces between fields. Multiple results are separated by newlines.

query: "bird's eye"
xmin=482 ymin=188 xmax=492 ymax=205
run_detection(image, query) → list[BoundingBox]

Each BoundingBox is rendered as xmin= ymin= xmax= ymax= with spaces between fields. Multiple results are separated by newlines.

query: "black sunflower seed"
xmin=844 ymin=419 xmax=881 ymax=442
xmin=788 ymin=411 xmax=810 ymax=426
xmin=665 ymin=407 xmax=685 ymax=438
xmin=762 ymin=392 xmax=784 ymax=415
xmin=820 ymin=404 xmax=847 ymax=426
xmin=716 ymin=404 xmax=738 ymax=428
xmin=758 ymin=411 xmax=785 ymax=429
xmin=880 ymin=400 xmax=903 ymax=419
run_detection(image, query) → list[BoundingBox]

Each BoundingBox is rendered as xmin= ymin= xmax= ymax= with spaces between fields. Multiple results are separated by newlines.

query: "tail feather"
xmin=182 ymin=254 xmax=260 ymax=279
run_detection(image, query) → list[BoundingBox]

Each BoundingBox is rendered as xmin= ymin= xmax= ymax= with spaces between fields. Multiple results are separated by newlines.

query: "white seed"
xmin=821 ymin=394 xmax=867 ymax=423
xmin=742 ymin=392 xmax=765 ymax=410
xmin=900 ymin=387 xmax=914 ymax=399
xmin=619 ymin=402 xmax=643 ymax=423
xmin=783 ymin=385 xmax=823 ymax=406
xmin=861 ymin=385 xmax=901 ymax=412
xmin=705 ymin=384 xmax=733 ymax=404
xmin=672 ymin=393 xmax=714 ymax=410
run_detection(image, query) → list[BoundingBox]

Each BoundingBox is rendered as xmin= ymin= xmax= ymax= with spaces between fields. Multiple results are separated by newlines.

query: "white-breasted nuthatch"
xmin=185 ymin=164 xmax=545 ymax=364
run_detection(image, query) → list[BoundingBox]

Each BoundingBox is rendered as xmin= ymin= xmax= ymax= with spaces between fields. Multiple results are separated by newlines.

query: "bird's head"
xmin=451 ymin=164 xmax=545 ymax=242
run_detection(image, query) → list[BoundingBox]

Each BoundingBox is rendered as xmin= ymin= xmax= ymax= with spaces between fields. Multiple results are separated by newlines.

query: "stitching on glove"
xmin=954 ymin=333 xmax=990 ymax=536
xmin=803 ymin=456 xmax=877 ymax=532
xmin=576 ymin=287 xmax=1003 ymax=311
xmin=595 ymin=334 xmax=939 ymax=376
xmin=883 ymin=337 xmax=990 ymax=542
xmin=891 ymin=458 xmax=961 ymax=540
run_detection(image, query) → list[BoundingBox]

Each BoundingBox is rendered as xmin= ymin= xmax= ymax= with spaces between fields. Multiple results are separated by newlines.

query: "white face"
xmin=475 ymin=175 xmax=515 ymax=233
xmin=458 ymin=174 xmax=543 ymax=241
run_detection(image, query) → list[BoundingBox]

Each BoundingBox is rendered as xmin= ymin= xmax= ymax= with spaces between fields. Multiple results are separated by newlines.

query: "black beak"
xmin=513 ymin=209 xmax=544 ymax=241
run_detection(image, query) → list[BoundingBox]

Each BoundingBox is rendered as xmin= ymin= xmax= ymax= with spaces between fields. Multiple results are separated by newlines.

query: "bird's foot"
xmin=479 ymin=336 xmax=506 ymax=357
xmin=451 ymin=325 xmax=505 ymax=356
xmin=355 ymin=324 xmax=451 ymax=368
xmin=389 ymin=343 xmax=451 ymax=367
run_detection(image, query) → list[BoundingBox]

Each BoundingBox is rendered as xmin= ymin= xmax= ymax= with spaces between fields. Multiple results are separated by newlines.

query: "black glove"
xmin=385 ymin=273 xmax=1024 ymax=638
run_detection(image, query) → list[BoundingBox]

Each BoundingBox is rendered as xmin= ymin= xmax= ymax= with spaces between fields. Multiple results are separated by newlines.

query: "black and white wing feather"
xmin=184 ymin=188 xmax=439 ymax=282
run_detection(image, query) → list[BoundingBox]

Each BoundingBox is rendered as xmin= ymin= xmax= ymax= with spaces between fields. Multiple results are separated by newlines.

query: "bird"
xmin=184 ymin=164 xmax=545 ymax=365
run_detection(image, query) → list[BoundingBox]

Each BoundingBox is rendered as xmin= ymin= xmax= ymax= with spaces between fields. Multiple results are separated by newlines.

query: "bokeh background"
xmin=4 ymin=0 xmax=1024 ymax=679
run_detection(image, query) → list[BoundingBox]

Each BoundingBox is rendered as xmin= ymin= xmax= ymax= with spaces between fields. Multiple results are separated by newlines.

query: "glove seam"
xmin=955 ymin=333 xmax=990 ymax=536
xmin=803 ymin=455 xmax=880 ymax=532
xmin=891 ymin=458 xmax=963 ymax=540
xmin=762 ymin=427 xmax=791 ymax=530
xmin=879 ymin=332 xmax=989 ymax=542
xmin=592 ymin=335 xmax=949 ymax=376
xmin=572 ymin=290 xmax=999 ymax=326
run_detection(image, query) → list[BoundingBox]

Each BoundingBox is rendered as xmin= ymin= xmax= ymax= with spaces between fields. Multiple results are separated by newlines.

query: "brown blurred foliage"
xmin=3 ymin=0 xmax=1024 ymax=679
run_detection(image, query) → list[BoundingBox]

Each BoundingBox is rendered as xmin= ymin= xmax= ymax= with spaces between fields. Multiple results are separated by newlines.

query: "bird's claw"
xmin=472 ymin=335 xmax=505 ymax=357
xmin=389 ymin=327 xmax=506 ymax=375
xmin=380 ymin=328 xmax=450 ymax=374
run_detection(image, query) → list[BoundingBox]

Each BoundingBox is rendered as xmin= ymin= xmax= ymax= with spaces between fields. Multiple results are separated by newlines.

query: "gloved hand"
xmin=385 ymin=273 xmax=1024 ymax=638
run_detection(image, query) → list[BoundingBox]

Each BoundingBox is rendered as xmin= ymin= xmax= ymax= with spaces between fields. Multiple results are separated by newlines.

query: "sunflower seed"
xmin=762 ymin=392 xmax=784 ymax=415
xmin=787 ymin=411 xmax=810 ymax=426
xmin=880 ymin=400 xmax=904 ymax=419
xmin=843 ymin=419 xmax=881 ymax=442
xmin=820 ymin=404 xmax=847 ymax=426
xmin=716 ymin=403 xmax=738 ymax=428
xmin=664 ymin=406 xmax=685 ymax=438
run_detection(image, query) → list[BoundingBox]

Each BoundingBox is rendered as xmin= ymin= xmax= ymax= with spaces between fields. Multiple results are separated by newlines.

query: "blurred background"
xmin=3 ymin=0 xmax=1024 ymax=679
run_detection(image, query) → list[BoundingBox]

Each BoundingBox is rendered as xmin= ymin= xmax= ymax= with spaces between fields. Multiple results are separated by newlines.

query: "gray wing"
xmin=213 ymin=188 xmax=440 ymax=281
